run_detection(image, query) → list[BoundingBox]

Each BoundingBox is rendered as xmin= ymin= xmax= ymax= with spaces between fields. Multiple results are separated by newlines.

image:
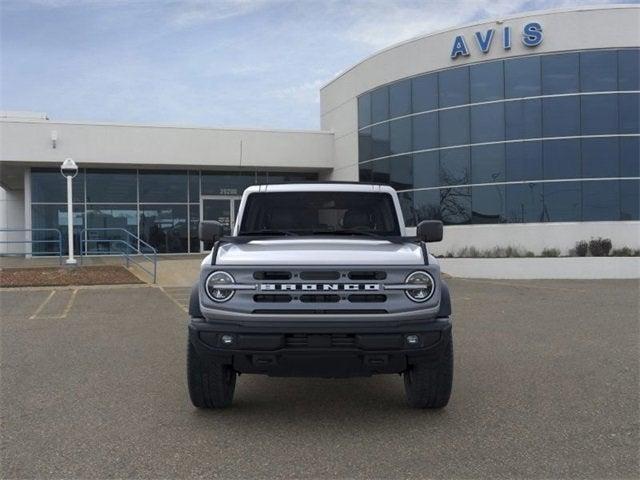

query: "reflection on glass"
xmin=542 ymin=96 xmax=580 ymax=137
xmin=505 ymin=56 xmax=540 ymax=98
xmin=440 ymin=187 xmax=471 ymax=224
xmin=440 ymin=148 xmax=469 ymax=186
xmin=620 ymin=137 xmax=640 ymax=177
xmin=472 ymin=185 xmax=505 ymax=224
xmin=86 ymin=204 xmax=137 ymax=254
xmin=543 ymin=182 xmax=581 ymax=222
xmin=583 ymin=180 xmax=620 ymax=221
xmin=506 ymin=142 xmax=543 ymax=182
xmin=202 ymin=171 xmax=254 ymax=196
xmin=581 ymin=94 xmax=619 ymax=135
xmin=412 ymin=74 xmax=438 ymax=113
xmin=505 ymin=99 xmax=541 ymax=140
xmin=140 ymin=171 xmax=188 ymax=203
xmin=582 ymin=138 xmax=619 ymax=178
xmin=506 ymin=183 xmax=543 ymax=223
xmin=31 ymin=204 xmax=84 ymax=255
xmin=189 ymin=205 xmax=200 ymax=253
xmin=371 ymin=123 xmax=390 ymax=158
xmin=439 ymin=108 xmax=469 ymax=147
xmin=139 ymin=206 xmax=188 ymax=253
xmin=439 ymin=67 xmax=469 ymax=108
xmin=390 ymin=79 xmax=411 ymax=117
xmin=471 ymin=144 xmax=505 ymax=184
xmin=543 ymin=139 xmax=580 ymax=180
xmin=412 ymin=189 xmax=441 ymax=224
xmin=618 ymin=49 xmax=640 ymax=91
xmin=189 ymin=171 xmax=200 ymax=203
xmin=470 ymin=61 xmax=504 ymax=102
xmin=358 ymin=93 xmax=371 ymax=128
xmin=542 ymin=53 xmax=579 ymax=94
xmin=31 ymin=169 xmax=84 ymax=203
xmin=390 ymin=118 xmax=411 ymax=155
xmin=412 ymin=113 xmax=438 ymax=151
xmin=359 ymin=128 xmax=373 ymax=162
xmin=470 ymin=103 xmax=504 ymax=143
xmin=86 ymin=169 xmax=136 ymax=203
xmin=413 ymin=151 xmax=440 ymax=189
xmin=371 ymin=87 xmax=389 ymax=123
xmin=620 ymin=179 xmax=640 ymax=220
xmin=389 ymin=155 xmax=412 ymax=191
xmin=580 ymin=51 xmax=617 ymax=92
xmin=619 ymin=93 xmax=640 ymax=134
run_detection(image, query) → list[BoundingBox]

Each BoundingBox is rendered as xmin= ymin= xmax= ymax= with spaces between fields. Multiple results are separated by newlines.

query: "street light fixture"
xmin=60 ymin=158 xmax=78 ymax=265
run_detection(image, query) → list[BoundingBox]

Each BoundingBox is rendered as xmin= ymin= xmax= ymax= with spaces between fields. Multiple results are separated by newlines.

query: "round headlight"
xmin=405 ymin=271 xmax=435 ymax=303
xmin=205 ymin=271 xmax=235 ymax=302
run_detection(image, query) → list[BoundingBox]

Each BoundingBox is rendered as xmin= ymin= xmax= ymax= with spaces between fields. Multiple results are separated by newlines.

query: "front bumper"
xmin=189 ymin=317 xmax=452 ymax=378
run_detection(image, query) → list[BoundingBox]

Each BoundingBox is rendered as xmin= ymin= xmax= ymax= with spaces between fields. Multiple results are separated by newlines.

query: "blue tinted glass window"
xmin=371 ymin=87 xmax=389 ymax=123
xmin=440 ymin=148 xmax=470 ymax=186
xmin=390 ymin=79 xmax=411 ymax=117
xmin=86 ymin=205 xmax=138 ymax=253
xmin=471 ymin=144 xmax=505 ymax=184
xmin=389 ymin=155 xmax=413 ymax=191
xmin=412 ymin=112 xmax=439 ymax=151
xmin=397 ymin=191 xmax=416 ymax=226
xmin=619 ymin=93 xmax=640 ymax=134
xmin=543 ymin=182 xmax=581 ymax=222
xmin=370 ymin=158 xmax=390 ymax=185
xmin=470 ymin=103 xmax=504 ymax=143
xmin=505 ymin=56 xmax=541 ymax=98
xmin=413 ymin=189 xmax=441 ymax=223
xmin=189 ymin=171 xmax=199 ymax=203
xmin=439 ymin=108 xmax=469 ymax=147
xmin=413 ymin=152 xmax=440 ymax=189
xmin=140 ymin=205 xmax=188 ymax=253
xmin=544 ymin=139 xmax=580 ymax=180
xmin=472 ymin=185 xmax=505 ymax=224
xmin=505 ymin=99 xmax=542 ymax=140
xmin=201 ymin=172 xmax=254 ymax=196
xmin=580 ymin=51 xmax=617 ymax=92
xmin=621 ymin=137 xmax=640 ymax=177
xmin=358 ymin=94 xmax=371 ymax=128
xmin=359 ymin=162 xmax=373 ymax=182
xmin=506 ymin=142 xmax=543 ymax=182
xmin=619 ymin=49 xmax=640 ymax=90
xmin=359 ymin=128 xmax=372 ymax=162
xmin=389 ymin=117 xmax=412 ymax=155
xmin=371 ymin=123 xmax=390 ymax=158
xmin=582 ymin=138 xmax=619 ymax=178
xmin=470 ymin=61 xmax=504 ymax=102
xmin=412 ymin=74 xmax=438 ymax=112
xmin=140 ymin=170 xmax=187 ymax=203
xmin=506 ymin=183 xmax=543 ymax=223
xmin=620 ymin=179 xmax=640 ymax=220
xmin=542 ymin=96 xmax=580 ymax=137
xmin=86 ymin=169 xmax=136 ymax=203
xmin=439 ymin=67 xmax=469 ymax=107
xmin=31 ymin=168 xmax=85 ymax=203
xmin=440 ymin=187 xmax=471 ymax=224
xmin=31 ymin=204 xmax=84 ymax=255
xmin=541 ymin=53 xmax=579 ymax=94
xmin=583 ymin=180 xmax=620 ymax=221
xmin=189 ymin=204 xmax=199 ymax=253
xmin=581 ymin=94 xmax=618 ymax=135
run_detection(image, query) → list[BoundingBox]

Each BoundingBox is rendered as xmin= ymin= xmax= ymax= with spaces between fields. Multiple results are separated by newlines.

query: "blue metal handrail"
xmin=79 ymin=228 xmax=157 ymax=283
xmin=0 ymin=228 xmax=63 ymax=264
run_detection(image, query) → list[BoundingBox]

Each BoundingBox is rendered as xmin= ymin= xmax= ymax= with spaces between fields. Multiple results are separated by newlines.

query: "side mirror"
xmin=416 ymin=220 xmax=443 ymax=242
xmin=199 ymin=221 xmax=225 ymax=243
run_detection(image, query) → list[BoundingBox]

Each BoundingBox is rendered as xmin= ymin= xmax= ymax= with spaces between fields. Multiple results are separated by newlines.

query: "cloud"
xmin=168 ymin=0 xmax=282 ymax=28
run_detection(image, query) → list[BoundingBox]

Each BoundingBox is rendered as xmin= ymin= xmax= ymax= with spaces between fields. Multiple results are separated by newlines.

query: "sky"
xmin=1 ymin=0 xmax=635 ymax=130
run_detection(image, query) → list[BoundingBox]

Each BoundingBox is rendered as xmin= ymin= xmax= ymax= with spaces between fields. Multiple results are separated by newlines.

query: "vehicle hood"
xmin=203 ymin=238 xmax=425 ymax=266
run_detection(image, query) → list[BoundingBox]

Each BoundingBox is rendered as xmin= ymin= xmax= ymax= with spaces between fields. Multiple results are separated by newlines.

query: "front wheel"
xmin=187 ymin=341 xmax=236 ymax=408
xmin=403 ymin=338 xmax=453 ymax=409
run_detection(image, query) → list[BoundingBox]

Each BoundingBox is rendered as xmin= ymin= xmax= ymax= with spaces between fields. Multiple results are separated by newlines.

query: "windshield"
xmin=238 ymin=191 xmax=401 ymax=237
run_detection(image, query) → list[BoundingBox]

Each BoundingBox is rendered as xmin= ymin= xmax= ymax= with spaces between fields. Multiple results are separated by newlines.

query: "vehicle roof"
xmin=243 ymin=183 xmax=397 ymax=194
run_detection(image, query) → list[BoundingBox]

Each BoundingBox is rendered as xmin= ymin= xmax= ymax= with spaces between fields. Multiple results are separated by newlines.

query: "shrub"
xmin=574 ymin=240 xmax=589 ymax=257
xmin=588 ymin=237 xmax=612 ymax=257
xmin=610 ymin=247 xmax=640 ymax=257
xmin=541 ymin=248 xmax=561 ymax=257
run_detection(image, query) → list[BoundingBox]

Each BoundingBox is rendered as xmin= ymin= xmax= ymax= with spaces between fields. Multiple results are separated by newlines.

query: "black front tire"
xmin=403 ymin=337 xmax=453 ymax=409
xmin=187 ymin=341 xmax=236 ymax=408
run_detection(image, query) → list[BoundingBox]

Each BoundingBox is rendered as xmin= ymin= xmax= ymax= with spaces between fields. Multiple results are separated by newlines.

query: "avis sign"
xmin=450 ymin=22 xmax=543 ymax=59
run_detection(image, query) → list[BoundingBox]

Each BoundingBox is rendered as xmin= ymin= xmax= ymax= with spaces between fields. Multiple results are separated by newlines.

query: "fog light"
xmin=406 ymin=334 xmax=420 ymax=345
xmin=220 ymin=334 xmax=234 ymax=345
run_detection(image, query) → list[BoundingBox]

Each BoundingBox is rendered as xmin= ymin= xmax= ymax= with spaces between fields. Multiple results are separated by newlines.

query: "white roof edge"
xmin=320 ymin=4 xmax=639 ymax=91
xmin=0 ymin=117 xmax=333 ymax=136
xmin=243 ymin=183 xmax=395 ymax=193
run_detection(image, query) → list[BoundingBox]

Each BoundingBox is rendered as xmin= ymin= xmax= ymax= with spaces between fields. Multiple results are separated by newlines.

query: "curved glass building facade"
xmin=357 ymin=48 xmax=640 ymax=226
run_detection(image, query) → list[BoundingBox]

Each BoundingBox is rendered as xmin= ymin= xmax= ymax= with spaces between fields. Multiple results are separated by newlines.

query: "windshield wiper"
xmin=239 ymin=229 xmax=298 ymax=237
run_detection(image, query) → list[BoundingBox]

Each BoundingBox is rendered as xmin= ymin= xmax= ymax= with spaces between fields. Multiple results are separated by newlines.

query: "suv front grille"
xmin=285 ymin=334 xmax=356 ymax=348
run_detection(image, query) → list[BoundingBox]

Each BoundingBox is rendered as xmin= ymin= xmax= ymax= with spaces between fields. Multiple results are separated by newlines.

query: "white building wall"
xmin=0 ymin=186 xmax=25 ymax=254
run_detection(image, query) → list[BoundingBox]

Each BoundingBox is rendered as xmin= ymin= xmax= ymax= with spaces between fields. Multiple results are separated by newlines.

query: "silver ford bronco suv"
xmin=188 ymin=183 xmax=453 ymax=409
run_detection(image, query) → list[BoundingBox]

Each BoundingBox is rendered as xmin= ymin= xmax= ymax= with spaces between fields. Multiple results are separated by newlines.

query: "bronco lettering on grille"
xmin=260 ymin=283 xmax=380 ymax=291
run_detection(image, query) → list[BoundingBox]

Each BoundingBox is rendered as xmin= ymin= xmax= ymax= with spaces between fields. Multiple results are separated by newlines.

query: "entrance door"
xmin=200 ymin=196 xmax=241 ymax=251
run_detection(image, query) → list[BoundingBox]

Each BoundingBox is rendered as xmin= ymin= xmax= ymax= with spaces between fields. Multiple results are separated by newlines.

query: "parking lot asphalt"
xmin=1 ymin=279 xmax=638 ymax=479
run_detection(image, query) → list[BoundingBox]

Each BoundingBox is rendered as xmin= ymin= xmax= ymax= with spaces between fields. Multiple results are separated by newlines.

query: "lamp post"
xmin=60 ymin=158 xmax=78 ymax=265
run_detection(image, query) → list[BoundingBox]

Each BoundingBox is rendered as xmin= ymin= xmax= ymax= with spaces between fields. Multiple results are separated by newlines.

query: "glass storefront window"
xmin=412 ymin=112 xmax=438 ymax=151
xmin=31 ymin=204 xmax=84 ymax=255
xmin=201 ymin=171 xmax=254 ymax=196
xmin=439 ymin=108 xmax=469 ymax=147
xmin=471 ymin=144 xmax=505 ymax=184
xmin=188 ymin=171 xmax=200 ymax=203
xmin=543 ymin=139 xmax=580 ymax=180
xmin=370 ymin=158 xmax=391 ymax=185
xmin=581 ymin=94 xmax=619 ymax=135
xmin=506 ymin=142 xmax=543 ymax=182
xmin=412 ymin=73 xmax=438 ymax=113
xmin=506 ymin=183 xmax=543 ymax=223
xmin=583 ymin=180 xmax=620 ymax=221
xmin=580 ymin=51 xmax=618 ymax=92
xmin=359 ymin=162 xmax=373 ymax=182
xmin=86 ymin=169 xmax=136 ymax=203
xmin=413 ymin=189 xmax=441 ymax=223
xmin=582 ymin=138 xmax=619 ymax=178
xmin=542 ymin=96 xmax=580 ymax=137
xmin=140 ymin=170 xmax=188 ymax=203
xmin=389 ymin=79 xmax=411 ymax=118
xmin=440 ymin=187 xmax=471 ymax=224
xmin=470 ymin=103 xmax=504 ymax=143
xmin=543 ymin=182 xmax=581 ymax=222
xmin=439 ymin=67 xmax=469 ymax=108
xmin=440 ymin=148 xmax=470 ymax=186
xmin=86 ymin=204 xmax=138 ymax=254
xmin=31 ymin=168 xmax=84 ymax=203
xmin=470 ymin=61 xmax=504 ymax=102
xmin=189 ymin=205 xmax=200 ymax=252
xmin=139 ymin=205 xmax=188 ymax=253
xmin=389 ymin=155 xmax=413 ymax=191
xmin=412 ymin=152 xmax=439 ymax=189
xmin=389 ymin=118 xmax=411 ymax=155
xmin=505 ymin=98 xmax=541 ymax=140
xmin=472 ymin=185 xmax=505 ymax=224
xmin=358 ymin=93 xmax=371 ymax=128
xmin=542 ymin=53 xmax=579 ymax=95
xmin=505 ymin=56 xmax=541 ymax=98
xmin=371 ymin=86 xmax=389 ymax=123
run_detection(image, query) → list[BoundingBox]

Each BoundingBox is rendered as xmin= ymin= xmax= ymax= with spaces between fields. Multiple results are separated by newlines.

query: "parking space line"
xmin=158 ymin=286 xmax=189 ymax=314
xmin=29 ymin=290 xmax=56 ymax=319
xmin=57 ymin=289 xmax=78 ymax=319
